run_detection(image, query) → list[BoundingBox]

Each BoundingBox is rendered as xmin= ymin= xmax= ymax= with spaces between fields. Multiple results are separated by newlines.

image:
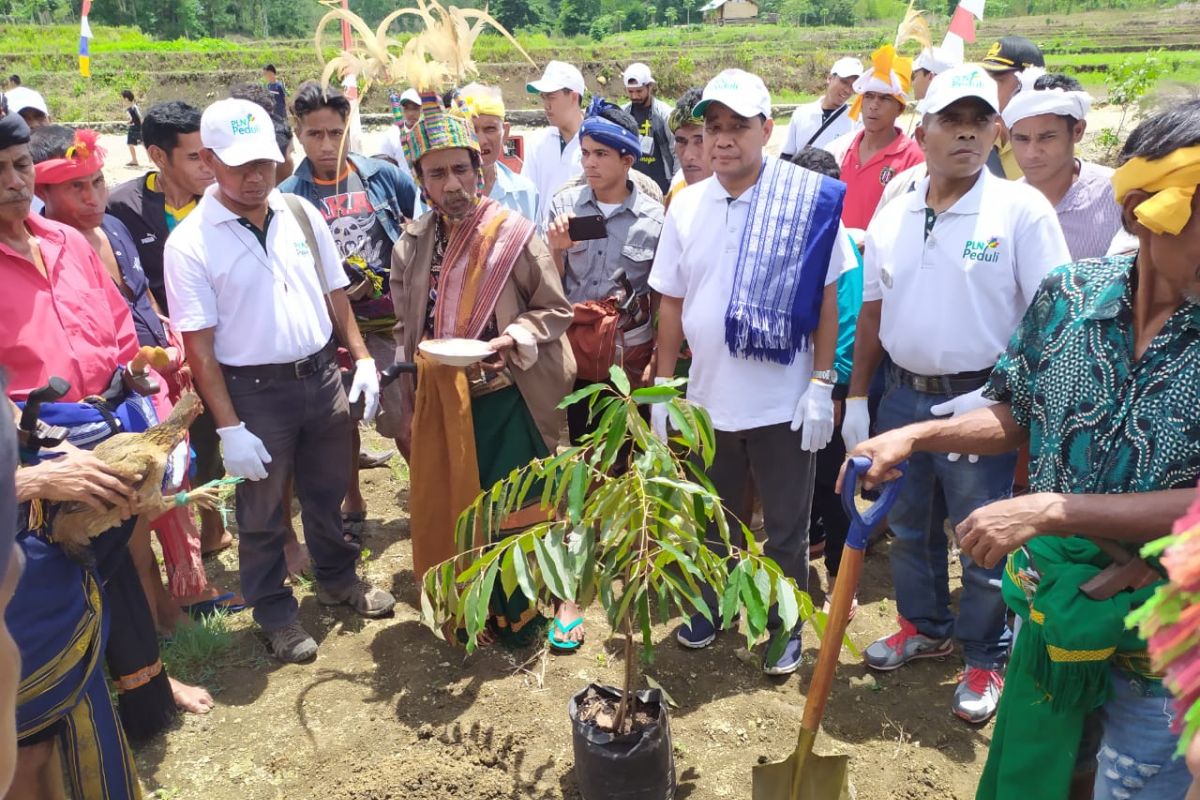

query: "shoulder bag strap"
xmin=803 ymin=103 xmax=848 ymax=151
xmin=283 ymin=194 xmax=346 ymax=347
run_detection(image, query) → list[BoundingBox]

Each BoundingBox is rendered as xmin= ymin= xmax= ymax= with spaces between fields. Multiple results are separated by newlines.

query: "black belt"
xmin=221 ymin=339 xmax=337 ymax=381
xmin=891 ymin=364 xmax=992 ymax=395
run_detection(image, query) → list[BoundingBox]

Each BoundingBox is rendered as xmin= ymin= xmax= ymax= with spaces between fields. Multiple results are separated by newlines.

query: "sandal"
xmin=181 ymin=592 xmax=246 ymax=618
xmin=342 ymin=511 xmax=366 ymax=548
xmin=548 ymin=616 xmax=584 ymax=652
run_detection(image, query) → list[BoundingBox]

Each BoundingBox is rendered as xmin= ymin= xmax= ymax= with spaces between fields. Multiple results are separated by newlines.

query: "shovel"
xmin=752 ymin=455 xmax=907 ymax=800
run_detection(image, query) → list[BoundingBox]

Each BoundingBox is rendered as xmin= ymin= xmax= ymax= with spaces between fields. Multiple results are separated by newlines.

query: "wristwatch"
xmin=811 ymin=369 xmax=837 ymax=384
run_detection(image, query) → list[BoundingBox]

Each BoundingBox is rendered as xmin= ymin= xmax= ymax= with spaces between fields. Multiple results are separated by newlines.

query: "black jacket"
xmin=107 ymin=173 xmax=196 ymax=312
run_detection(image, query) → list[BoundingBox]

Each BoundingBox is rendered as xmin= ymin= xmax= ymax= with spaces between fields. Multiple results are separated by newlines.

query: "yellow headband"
xmin=459 ymin=84 xmax=506 ymax=120
xmin=849 ymin=45 xmax=912 ymax=121
xmin=1112 ymin=145 xmax=1200 ymax=236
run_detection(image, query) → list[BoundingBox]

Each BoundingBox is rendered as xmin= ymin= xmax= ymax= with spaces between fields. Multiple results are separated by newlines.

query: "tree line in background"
xmin=0 ymin=0 xmax=1176 ymax=43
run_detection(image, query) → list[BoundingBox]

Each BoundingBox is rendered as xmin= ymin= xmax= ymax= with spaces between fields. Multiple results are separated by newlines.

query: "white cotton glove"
xmin=791 ymin=380 xmax=835 ymax=452
xmin=216 ymin=422 xmax=272 ymax=481
xmin=929 ymin=386 xmax=998 ymax=463
xmin=650 ymin=377 xmax=672 ymax=442
xmin=841 ymin=397 xmax=871 ymax=452
xmin=348 ymin=358 xmax=381 ymax=423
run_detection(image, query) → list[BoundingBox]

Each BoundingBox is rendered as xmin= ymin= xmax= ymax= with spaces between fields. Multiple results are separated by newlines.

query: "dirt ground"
xmin=133 ymin=424 xmax=993 ymax=800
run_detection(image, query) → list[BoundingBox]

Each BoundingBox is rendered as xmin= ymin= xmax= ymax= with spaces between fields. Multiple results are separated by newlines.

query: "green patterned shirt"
xmin=985 ymin=255 xmax=1200 ymax=495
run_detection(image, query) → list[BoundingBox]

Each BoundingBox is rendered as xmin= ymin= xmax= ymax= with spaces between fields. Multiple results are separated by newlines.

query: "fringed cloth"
xmin=724 ymin=156 xmax=845 ymax=365
xmin=976 ymin=537 xmax=1163 ymax=800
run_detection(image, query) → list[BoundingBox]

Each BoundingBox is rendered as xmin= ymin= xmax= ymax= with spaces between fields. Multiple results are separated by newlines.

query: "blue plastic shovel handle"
xmin=840 ymin=456 xmax=907 ymax=552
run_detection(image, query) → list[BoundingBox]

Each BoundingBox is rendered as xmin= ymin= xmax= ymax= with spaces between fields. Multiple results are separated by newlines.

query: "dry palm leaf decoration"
xmin=893 ymin=0 xmax=932 ymax=51
xmin=315 ymin=0 xmax=534 ymax=96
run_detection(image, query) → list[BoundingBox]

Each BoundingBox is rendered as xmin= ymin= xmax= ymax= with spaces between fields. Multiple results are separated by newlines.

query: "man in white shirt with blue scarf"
xmin=649 ymin=69 xmax=852 ymax=676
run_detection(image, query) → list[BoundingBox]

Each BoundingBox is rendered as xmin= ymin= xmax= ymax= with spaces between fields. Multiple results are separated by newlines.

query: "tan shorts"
xmin=364 ymin=330 xmax=407 ymax=440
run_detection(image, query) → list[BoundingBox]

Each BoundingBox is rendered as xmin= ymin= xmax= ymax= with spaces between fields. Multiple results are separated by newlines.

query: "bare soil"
xmin=134 ymin=431 xmax=992 ymax=800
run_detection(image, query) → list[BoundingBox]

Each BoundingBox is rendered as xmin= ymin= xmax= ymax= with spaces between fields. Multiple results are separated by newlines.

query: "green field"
xmin=1 ymin=5 xmax=1197 ymax=122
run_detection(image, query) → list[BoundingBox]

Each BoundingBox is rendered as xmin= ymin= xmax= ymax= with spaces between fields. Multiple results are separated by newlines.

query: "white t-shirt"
xmin=164 ymin=186 xmax=349 ymax=367
xmin=378 ymin=125 xmax=414 ymax=179
xmin=782 ymin=100 xmax=859 ymax=157
xmin=524 ymin=126 xmax=582 ymax=225
xmin=863 ymin=170 xmax=1071 ymax=376
xmin=649 ymin=174 xmax=851 ymax=432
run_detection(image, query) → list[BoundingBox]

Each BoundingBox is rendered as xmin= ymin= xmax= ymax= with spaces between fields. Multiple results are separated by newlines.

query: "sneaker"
xmin=763 ymin=631 xmax=804 ymax=675
xmin=267 ymin=621 xmax=318 ymax=663
xmin=864 ymin=616 xmax=953 ymax=671
xmin=317 ymin=579 xmax=396 ymax=618
xmin=953 ymin=666 xmax=1004 ymax=723
xmin=676 ymin=612 xmax=718 ymax=649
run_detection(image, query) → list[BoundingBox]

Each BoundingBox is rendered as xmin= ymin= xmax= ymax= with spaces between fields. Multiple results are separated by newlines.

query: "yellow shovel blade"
xmin=751 ymin=729 xmax=851 ymax=800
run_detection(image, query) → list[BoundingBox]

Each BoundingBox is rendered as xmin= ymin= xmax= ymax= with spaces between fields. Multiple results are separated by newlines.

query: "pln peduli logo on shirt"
xmin=962 ymin=236 xmax=1001 ymax=263
xmin=230 ymin=113 xmax=260 ymax=137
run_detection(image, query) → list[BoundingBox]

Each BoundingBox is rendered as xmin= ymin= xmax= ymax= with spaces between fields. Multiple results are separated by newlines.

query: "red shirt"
xmin=838 ymin=128 xmax=925 ymax=230
xmin=0 ymin=214 xmax=140 ymax=402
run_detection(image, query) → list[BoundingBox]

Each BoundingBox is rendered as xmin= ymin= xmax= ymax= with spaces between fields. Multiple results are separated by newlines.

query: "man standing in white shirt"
xmin=379 ymin=88 xmax=422 ymax=179
xmin=525 ymin=61 xmax=586 ymax=225
xmin=841 ymin=66 xmax=1071 ymax=723
xmin=650 ymin=69 xmax=849 ymax=676
xmin=1004 ymin=72 xmax=1122 ymax=261
xmin=165 ymin=99 xmax=394 ymax=664
xmin=781 ymin=57 xmax=862 ymax=159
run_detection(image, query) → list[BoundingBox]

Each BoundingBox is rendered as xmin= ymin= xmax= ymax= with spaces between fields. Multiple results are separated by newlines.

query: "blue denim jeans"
xmin=876 ymin=379 xmax=1015 ymax=669
xmin=1093 ymin=669 xmax=1192 ymax=800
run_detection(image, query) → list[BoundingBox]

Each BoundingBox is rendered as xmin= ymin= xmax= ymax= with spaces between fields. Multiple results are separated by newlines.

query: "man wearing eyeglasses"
xmin=163 ymin=98 xmax=394 ymax=665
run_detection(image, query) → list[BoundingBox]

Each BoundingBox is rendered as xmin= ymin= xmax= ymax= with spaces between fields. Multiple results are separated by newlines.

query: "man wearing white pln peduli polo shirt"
xmin=164 ymin=99 xmax=395 ymax=664
xmin=841 ymin=65 xmax=1070 ymax=724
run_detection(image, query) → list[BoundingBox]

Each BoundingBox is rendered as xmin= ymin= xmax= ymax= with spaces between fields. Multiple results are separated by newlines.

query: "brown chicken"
xmin=52 ymin=392 xmax=223 ymax=555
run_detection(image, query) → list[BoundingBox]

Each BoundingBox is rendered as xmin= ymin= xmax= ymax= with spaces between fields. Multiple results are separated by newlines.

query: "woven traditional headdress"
xmin=315 ymin=0 xmax=533 ymax=174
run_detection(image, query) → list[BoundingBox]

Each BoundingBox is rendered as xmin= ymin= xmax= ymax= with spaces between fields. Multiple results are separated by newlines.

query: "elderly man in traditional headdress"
xmin=389 ymin=92 xmax=576 ymax=646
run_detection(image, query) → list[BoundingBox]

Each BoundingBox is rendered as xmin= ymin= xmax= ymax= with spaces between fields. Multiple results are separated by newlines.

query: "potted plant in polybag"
xmin=421 ymin=367 xmax=815 ymax=800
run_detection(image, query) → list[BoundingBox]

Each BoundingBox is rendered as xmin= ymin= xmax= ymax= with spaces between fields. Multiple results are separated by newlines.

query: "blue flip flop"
xmin=181 ymin=592 xmax=246 ymax=619
xmin=548 ymin=616 xmax=584 ymax=651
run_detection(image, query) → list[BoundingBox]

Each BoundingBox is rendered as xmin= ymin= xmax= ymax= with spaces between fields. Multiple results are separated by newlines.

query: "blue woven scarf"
xmin=724 ymin=156 xmax=845 ymax=364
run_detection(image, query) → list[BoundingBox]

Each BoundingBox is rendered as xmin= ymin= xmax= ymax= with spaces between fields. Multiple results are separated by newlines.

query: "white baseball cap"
xmin=399 ymin=88 xmax=422 ymax=107
xmin=913 ymin=47 xmax=959 ymax=76
xmin=622 ymin=63 xmax=654 ymax=88
xmin=527 ymin=61 xmax=586 ymax=97
xmin=830 ymin=57 xmax=864 ymax=79
xmin=5 ymin=87 xmax=47 ymax=116
xmin=916 ymin=64 xmax=1000 ymax=116
xmin=201 ymin=98 xmax=283 ymax=166
xmin=694 ymin=69 xmax=772 ymax=120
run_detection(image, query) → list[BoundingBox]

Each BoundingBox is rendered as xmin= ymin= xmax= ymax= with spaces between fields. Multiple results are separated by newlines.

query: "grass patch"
xmin=160 ymin=610 xmax=235 ymax=686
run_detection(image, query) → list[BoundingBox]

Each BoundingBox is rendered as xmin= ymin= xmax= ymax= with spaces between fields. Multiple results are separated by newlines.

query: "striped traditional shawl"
xmin=433 ymin=196 xmax=535 ymax=339
xmin=724 ymin=156 xmax=846 ymax=364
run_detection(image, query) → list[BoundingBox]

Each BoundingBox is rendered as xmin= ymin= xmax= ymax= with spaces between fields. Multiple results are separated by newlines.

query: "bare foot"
xmin=551 ymin=600 xmax=586 ymax=647
xmin=170 ymin=677 xmax=214 ymax=714
xmin=200 ymin=508 xmax=233 ymax=556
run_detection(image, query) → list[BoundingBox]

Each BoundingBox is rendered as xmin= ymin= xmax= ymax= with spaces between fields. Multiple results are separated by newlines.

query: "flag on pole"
xmin=79 ymin=0 xmax=94 ymax=78
xmin=947 ymin=0 xmax=985 ymax=44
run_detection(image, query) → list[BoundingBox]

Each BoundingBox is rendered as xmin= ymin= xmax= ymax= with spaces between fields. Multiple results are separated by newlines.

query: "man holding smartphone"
xmin=546 ymin=98 xmax=665 ymax=443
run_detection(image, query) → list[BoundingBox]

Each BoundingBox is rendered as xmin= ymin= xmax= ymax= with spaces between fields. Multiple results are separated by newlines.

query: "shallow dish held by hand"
xmin=418 ymin=338 xmax=495 ymax=368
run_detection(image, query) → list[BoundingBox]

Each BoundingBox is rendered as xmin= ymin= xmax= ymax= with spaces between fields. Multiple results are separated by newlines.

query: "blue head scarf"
xmin=579 ymin=97 xmax=641 ymax=158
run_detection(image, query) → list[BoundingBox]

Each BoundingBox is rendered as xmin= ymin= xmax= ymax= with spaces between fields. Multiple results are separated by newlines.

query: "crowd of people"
xmin=0 ymin=25 xmax=1198 ymax=800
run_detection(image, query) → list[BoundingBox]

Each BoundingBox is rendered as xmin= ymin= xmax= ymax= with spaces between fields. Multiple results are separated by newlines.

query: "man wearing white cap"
xmin=650 ymin=68 xmax=851 ymax=676
xmin=621 ymin=62 xmax=677 ymax=195
xmin=165 ymin=98 xmax=394 ymax=664
xmin=842 ymin=65 xmax=1070 ymax=723
xmin=379 ymin=87 xmax=422 ymax=179
xmin=525 ymin=60 xmax=587 ymax=225
xmin=834 ymin=45 xmax=925 ymax=231
xmin=3 ymin=86 xmax=48 ymax=129
xmin=781 ymin=56 xmax=862 ymax=159
xmin=1004 ymin=72 xmax=1121 ymax=261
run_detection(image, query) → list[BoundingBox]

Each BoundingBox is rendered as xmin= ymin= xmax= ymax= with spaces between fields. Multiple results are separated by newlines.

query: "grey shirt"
xmin=550 ymin=180 xmax=665 ymax=304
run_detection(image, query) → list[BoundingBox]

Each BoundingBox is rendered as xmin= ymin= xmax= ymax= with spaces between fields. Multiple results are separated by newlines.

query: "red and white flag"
xmin=947 ymin=0 xmax=985 ymax=44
